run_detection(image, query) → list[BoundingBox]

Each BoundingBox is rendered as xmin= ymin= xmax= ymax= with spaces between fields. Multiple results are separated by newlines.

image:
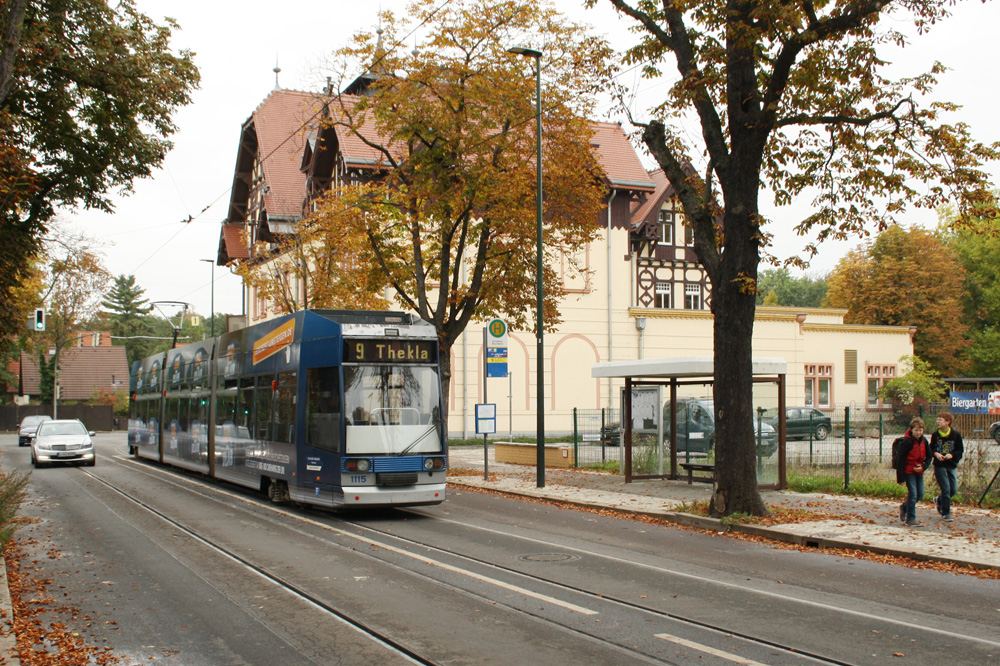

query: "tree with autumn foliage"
xmin=825 ymin=225 xmax=968 ymax=375
xmin=0 ymin=0 xmax=199 ymax=343
xmin=941 ymin=208 xmax=1000 ymax=376
xmin=280 ymin=0 xmax=611 ymax=416
xmin=593 ymin=0 xmax=999 ymax=516
xmin=34 ymin=226 xmax=111 ymax=404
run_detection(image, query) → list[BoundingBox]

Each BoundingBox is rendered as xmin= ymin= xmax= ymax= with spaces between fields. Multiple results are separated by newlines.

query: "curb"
xmin=448 ymin=479 xmax=1000 ymax=573
xmin=0 ymin=559 xmax=19 ymax=665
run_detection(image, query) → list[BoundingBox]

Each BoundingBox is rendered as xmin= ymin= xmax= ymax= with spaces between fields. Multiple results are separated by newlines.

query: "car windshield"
xmin=37 ymin=422 xmax=87 ymax=437
xmin=21 ymin=416 xmax=50 ymax=428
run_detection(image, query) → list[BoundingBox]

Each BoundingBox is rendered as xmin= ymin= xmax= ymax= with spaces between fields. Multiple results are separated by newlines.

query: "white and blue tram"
xmin=128 ymin=310 xmax=447 ymax=508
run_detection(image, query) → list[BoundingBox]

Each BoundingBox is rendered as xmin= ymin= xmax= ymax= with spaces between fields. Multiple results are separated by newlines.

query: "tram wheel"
xmin=266 ymin=478 xmax=291 ymax=503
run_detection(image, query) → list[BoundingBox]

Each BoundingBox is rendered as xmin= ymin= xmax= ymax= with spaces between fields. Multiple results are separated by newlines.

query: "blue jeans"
xmin=934 ymin=466 xmax=958 ymax=516
xmin=903 ymin=473 xmax=924 ymax=522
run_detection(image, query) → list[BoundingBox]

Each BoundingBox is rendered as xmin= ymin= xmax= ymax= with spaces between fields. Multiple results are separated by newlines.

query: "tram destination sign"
xmin=344 ymin=338 xmax=438 ymax=364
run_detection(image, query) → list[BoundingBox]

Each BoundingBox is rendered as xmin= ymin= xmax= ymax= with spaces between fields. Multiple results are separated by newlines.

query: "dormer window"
xmin=657 ymin=209 xmax=674 ymax=245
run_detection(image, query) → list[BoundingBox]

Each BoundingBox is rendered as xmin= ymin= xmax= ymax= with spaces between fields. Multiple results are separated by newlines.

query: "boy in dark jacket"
xmin=930 ymin=412 xmax=964 ymax=522
xmin=892 ymin=417 xmax=933 ymax=526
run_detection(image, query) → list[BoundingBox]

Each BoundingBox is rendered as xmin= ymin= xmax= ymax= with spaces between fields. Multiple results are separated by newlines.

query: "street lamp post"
xmin=508 ymin=46 xmax=545 ymax=488
xmin=200 ymin=259 xmax=215 ymax=339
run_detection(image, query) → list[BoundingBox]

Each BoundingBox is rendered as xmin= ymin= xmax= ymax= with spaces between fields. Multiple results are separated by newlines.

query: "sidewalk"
xmin=447 ymin=445 xmax=1000 ymax=573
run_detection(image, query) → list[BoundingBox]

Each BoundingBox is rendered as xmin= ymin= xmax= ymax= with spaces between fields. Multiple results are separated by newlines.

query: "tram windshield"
xmin=344 ymin=364 xmax=443 ymax=455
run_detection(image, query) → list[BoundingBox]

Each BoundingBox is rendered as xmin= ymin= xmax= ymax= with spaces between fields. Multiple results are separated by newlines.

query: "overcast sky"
xmin=65 ymin=0 xmax=999 ymax=320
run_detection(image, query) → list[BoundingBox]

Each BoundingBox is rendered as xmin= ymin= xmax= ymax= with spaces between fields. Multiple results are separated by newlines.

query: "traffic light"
xmin=33 ymin=308 xmax=45 ymax=332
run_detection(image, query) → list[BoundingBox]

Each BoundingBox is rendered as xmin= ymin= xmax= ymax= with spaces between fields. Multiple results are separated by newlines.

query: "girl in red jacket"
xmin=893 ymin=417 xmax=933 ymax=526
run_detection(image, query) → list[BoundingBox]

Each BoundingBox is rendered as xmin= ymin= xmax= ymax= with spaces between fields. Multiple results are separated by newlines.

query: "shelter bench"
xmin=679 ymin=462 xmax=715 ymax=484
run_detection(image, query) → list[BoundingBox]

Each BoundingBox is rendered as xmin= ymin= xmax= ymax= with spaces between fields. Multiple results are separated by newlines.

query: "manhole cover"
xmin=517 ymin=553 xmax=580 ymax=563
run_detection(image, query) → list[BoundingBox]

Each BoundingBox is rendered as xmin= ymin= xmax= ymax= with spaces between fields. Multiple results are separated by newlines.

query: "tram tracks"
xmin=81 ymin=465 xmax=441 ymax=666
xmin=97 ymin=449 xmax=1000 ymax=665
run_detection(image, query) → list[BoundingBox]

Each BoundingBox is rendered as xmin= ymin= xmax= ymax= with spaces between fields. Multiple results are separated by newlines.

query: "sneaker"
xmin=905 ymin=520 xmax=924 ymax=527
xmin=900 ymin=504 xmax=906 ymax=522
xmin=943 ymin=515 xmax=954 ymax=522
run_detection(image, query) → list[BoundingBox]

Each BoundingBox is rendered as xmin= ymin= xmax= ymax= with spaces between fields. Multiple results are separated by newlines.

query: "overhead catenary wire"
xmin=125 ymin=0 xmax=457 ymax=281
xmin=128 ymin=1 xmax=693 ymax=289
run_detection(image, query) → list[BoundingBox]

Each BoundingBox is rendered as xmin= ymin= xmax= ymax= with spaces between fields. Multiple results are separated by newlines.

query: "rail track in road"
xmin=83 ymin=461 xmax=440 ymax=666
xmin=96 ymin=443 xmax=1000 ymax=666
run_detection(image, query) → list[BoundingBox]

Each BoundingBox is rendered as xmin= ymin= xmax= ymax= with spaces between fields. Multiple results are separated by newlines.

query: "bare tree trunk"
xmin=438 ymin=338 xmax=452 ymax=442
xmin=708 ymin=198 xmax=769 ymax=517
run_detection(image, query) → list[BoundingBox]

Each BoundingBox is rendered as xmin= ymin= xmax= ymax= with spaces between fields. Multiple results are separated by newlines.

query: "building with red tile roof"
xmin=214 ymin=85 xmax=913 ymax=440
xmin=10 ymin=333 xmax=129 ymax=402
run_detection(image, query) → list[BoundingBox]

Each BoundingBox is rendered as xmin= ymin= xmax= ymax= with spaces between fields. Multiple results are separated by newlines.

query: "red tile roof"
xmin=632 ymin=169 xmax=673 ymax=223
xmin=326 ymin=95 xmax=399 ymax=169
xmin=226 ymin=92 xmax=656 ymax=249
xmin=219 ymin=223 xmax=249 ymax=262
xmin=19 ymin=347 xmax=130 ymax=400
xmin=251 ymin=89 xmax=327 ymax=219
xmin=589 ymin=122 xmax=655 ymax=192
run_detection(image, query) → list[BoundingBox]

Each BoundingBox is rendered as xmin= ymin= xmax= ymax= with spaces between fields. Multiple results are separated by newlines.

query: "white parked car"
xmin=31 ymin=419 xmax=96 ymax=468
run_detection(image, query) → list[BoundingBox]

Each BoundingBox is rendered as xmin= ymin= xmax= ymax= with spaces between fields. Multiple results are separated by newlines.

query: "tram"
xmin=128 ymin=309 xmax=447 ymax=508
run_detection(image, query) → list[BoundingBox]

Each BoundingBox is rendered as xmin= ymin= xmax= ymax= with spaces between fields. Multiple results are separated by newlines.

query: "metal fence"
xmin=571 ymin=407 xmax=623 ymax=468
xmin=787 ymin=403 xmax=1000 ymax=500
xmin=570 ymin=404 xmax=1000 ymax=500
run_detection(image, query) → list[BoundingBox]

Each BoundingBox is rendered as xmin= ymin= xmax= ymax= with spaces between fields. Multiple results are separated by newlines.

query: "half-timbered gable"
xmin=630 ymin=169 xmax=711 ymax=311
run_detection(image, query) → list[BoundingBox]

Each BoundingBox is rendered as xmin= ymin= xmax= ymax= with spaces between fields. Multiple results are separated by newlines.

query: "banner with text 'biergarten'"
xmin=948 ymin=391 xmax=1000 ymax=415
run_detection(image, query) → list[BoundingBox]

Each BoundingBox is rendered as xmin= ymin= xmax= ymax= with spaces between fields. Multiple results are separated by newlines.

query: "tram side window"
xmin=306 ymin=367 xmax=341 ymax=452
xmin=273 ymin=371 xmax=297 ymax=444
xmin=237 ymin=377 xmax=254 ymax=439
xmin=216 ymin=391 xmax=236 ymax=431
xmin=166 ymin=397 xmax=183 ymax=434
xmin=256 ymin=375 xmax=273 ymax=441
xmin=191 ymin=393 xmax=209 ymax=429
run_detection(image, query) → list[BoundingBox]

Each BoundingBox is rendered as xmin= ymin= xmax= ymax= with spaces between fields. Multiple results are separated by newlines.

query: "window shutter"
xmin=845 ymin=350 xmax=858 ymax=384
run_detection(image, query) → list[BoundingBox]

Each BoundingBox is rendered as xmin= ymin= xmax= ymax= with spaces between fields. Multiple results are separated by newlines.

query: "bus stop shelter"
xmin=591 ymin=356 xmax=788 ymax=488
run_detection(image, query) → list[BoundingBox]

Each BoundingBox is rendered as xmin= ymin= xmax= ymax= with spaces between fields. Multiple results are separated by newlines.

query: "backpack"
xmin=890 ymin=436 xmax=907 ymax=470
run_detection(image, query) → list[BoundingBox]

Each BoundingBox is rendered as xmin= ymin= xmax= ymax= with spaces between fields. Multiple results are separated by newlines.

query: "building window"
xmin=254 ymin=287 xmax=266 ymax=320
xmin=658 ymin=209 xmax=674 ymax=245
xmin=805 ymin=364 xmax=833 ymax=408
xmin=867 ymin=364 xmax=896 ymax=407
xmin=655 ymin=282 xmax=672 ymax=309
xmin=684 ymin=222 xmax=695 ymax=247
xmin=684 ymin=283 xmax=701 ymax=310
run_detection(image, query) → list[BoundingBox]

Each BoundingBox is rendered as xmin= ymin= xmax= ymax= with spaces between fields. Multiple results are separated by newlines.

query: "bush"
xmin=0 ymin=469 xmax=30 ymax=551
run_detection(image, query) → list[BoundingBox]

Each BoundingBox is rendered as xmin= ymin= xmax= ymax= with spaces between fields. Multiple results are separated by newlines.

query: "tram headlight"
xmin=423 ymin=457 xmax=445 ymax=471
xmin=345 ymin=458 xmax=371 ymax=473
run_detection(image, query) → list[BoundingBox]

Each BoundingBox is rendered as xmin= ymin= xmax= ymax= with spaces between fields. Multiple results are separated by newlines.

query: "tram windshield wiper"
xmin=398 ymin=423 xmax=438 ymax=456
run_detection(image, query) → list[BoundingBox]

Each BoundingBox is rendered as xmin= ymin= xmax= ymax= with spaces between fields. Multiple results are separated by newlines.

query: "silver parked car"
xmin=31 ymin=419 xmax=96 ymax=468
xmin=18 ymin=414 xmax=52 ymax=447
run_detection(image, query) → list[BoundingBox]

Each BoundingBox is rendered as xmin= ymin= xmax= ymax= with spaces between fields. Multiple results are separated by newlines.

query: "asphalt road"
xmin=2 ymin=433 xmax=999 ymax=665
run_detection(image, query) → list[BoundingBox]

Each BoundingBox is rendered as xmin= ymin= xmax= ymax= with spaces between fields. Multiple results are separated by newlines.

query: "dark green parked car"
xmin=765 ymin=407 xmax=831 ymax=441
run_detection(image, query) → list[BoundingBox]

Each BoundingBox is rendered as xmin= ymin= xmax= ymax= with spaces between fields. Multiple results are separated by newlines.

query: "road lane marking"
xmin=656 ymin=633 xmax=773 ymax=665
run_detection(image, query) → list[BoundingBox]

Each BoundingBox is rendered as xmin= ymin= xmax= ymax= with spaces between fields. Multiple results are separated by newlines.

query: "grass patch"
xmin=578 ymin=461 xmax=620 ymax=473
xmin=788 ymin=471 xmax=1000 ymax=510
